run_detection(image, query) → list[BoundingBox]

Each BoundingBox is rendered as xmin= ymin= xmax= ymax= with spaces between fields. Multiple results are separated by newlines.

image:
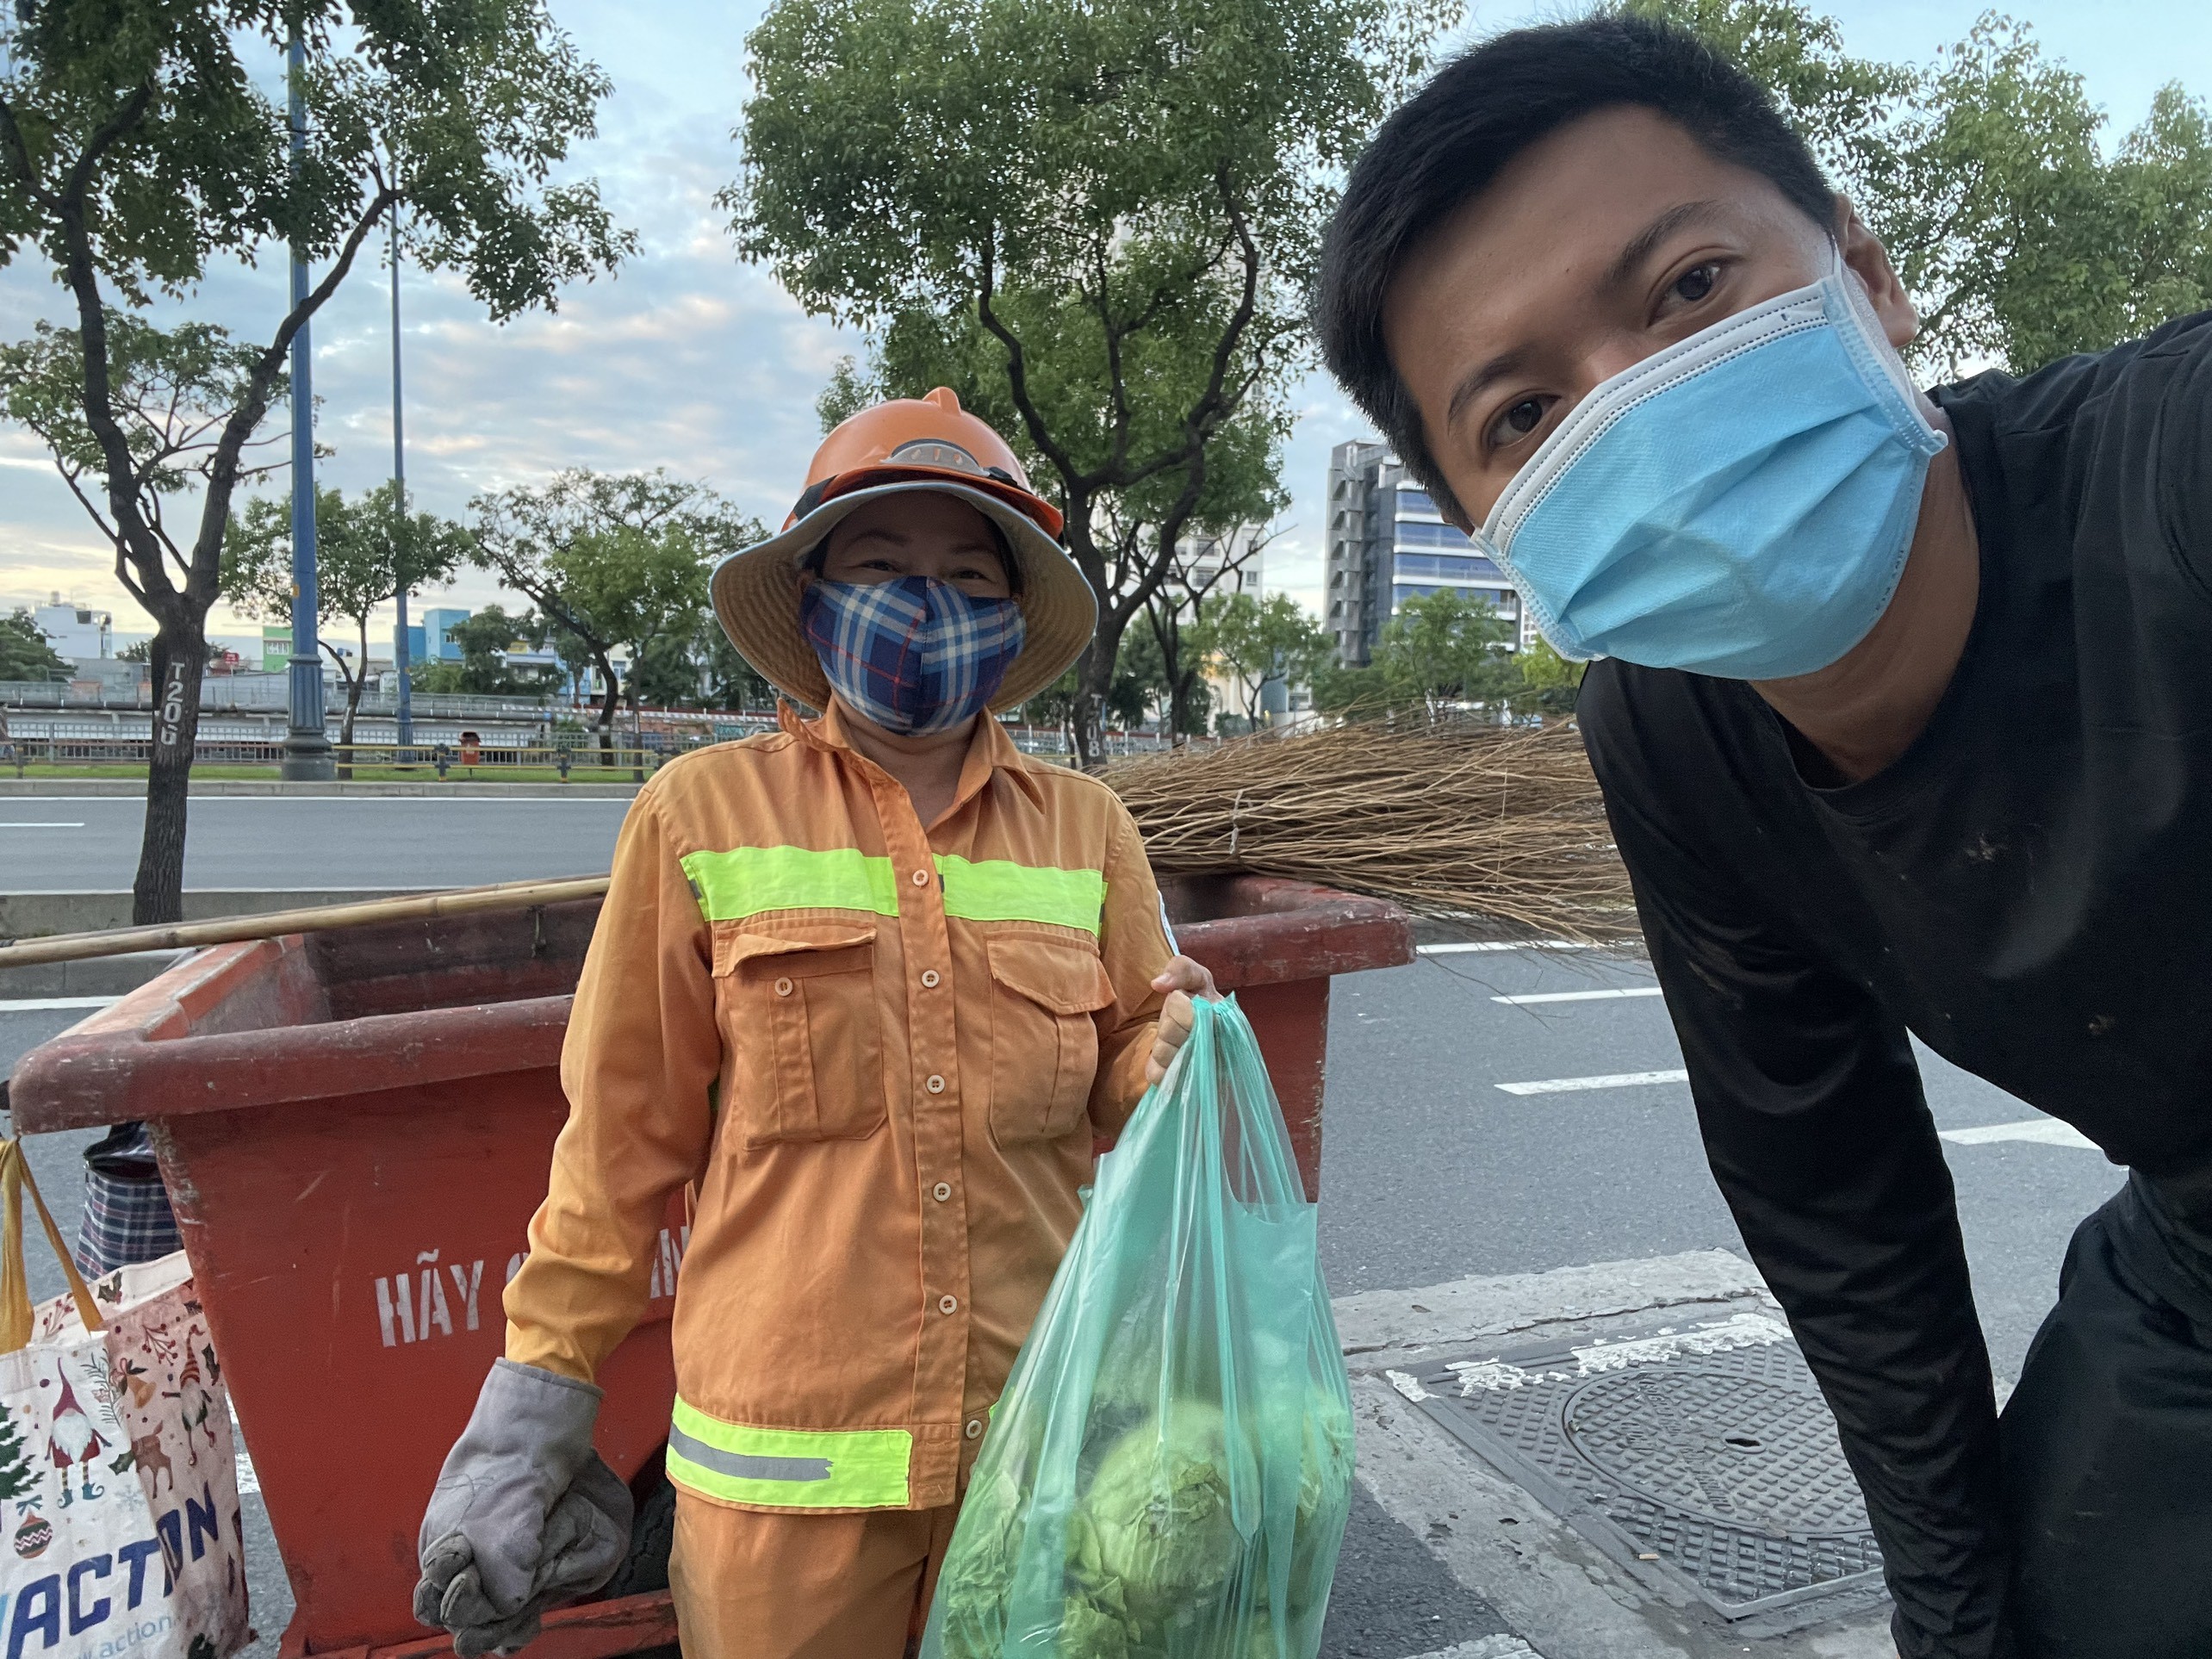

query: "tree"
xmin=116 ymin=638 xmax=150 ymax=662
xmin=222 ymin=482 xmax=468 ymax=774
xmin=444 ymin=606 xmax=561 ymax=695
xmin=733 ymin=0 xmax=1457 ymax=767
xmin=1312 ymin=589 xmax=1515 ymax=714
xmin=469 ymin=472 xmax=760 ymax=756
xmin=0 ymin=608 xmax=71 ymax=681
xmin=1196 ymin=591 xmax=1333 ymax=724
xmin=1632 ymin=0 xmax=2212 ymax=376
xmin=703 ymin=630 xmax=778 ymax=712
xmin=0 ymin=2 xmax=631 ymax=924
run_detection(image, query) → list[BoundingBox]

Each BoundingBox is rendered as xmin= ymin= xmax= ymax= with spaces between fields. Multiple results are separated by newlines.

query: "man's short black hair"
xmin=1314 ymin=14 xmax=1836 ymax=524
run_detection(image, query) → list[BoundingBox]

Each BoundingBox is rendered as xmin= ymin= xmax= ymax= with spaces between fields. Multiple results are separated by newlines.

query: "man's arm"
xmin=504 ymin=792 xmax=721 ymax=1382
xmin=1584 ymin=689 xmax=2013 ymax=1658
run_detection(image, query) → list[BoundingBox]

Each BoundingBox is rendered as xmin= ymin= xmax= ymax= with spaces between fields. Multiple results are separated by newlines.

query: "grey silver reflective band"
xmin=666 ymin=1422 xmax=832 ymax=1483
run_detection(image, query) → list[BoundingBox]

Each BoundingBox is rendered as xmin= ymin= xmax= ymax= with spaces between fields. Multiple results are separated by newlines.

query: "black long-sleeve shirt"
xmin=1575 ymin=310 xmax=2212 ymax=1657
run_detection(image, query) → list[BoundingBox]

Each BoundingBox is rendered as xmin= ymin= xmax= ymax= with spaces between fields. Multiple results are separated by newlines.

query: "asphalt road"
xmin=2 ymin=795 xmax=632 ymax=890
xmin=0 ymin=793 xmax=2128 ymax=1656
xmin=1317 ymin=943 xmax=2122 ymax=1382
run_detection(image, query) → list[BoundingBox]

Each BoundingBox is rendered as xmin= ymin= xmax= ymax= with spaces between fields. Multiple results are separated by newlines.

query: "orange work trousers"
xmin=669 ymin=1492 xmax=963 ymax=1659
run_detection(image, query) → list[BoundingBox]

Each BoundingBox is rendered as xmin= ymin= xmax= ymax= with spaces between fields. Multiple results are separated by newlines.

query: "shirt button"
xmin=773 ymin=977 xmax=793 ymax=997
xmin=933 ymin=1181 xmax=952 ymax=1202
xmin=911 ymin=869 xmax=929 ymax=886
xmin=921 ymin=969 xmax=941 ymax=988
xmin=926 ymin=1074 xmax=947 ymax=1094
xmin=965 ymin=1418 xmax=984 ymax=1439
xmin=939 ymin=1294 xmax=959 ymax=1315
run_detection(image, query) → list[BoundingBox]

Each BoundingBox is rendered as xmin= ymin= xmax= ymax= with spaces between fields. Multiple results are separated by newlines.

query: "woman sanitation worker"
xmin=412 ymin=388 xmax=1215 ymax=1658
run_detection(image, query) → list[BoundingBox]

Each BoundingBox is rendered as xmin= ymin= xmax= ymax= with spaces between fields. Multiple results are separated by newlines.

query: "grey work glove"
xmin=415 ymin=1359 xmax=636 ymax=1656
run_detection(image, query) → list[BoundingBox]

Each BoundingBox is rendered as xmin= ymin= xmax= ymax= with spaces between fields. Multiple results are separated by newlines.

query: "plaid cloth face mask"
xmin=801 ymin=575 xmax=1028 ymax=735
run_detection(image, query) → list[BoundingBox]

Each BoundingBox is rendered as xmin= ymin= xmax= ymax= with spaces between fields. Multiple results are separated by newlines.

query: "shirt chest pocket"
xmin=714 ymin=924 xmax=888 ymax=1147
xmin=986 ymin=933 xmax=1115 ymax=1146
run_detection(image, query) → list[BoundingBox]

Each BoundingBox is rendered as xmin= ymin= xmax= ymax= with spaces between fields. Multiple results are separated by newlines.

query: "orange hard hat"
xmin=785 ymin=387 xmax=1066 ymax=539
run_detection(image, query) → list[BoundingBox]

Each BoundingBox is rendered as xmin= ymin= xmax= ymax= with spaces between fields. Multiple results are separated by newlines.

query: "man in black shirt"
xmin=1315 ymin=16 xmax=2212 ymax=1659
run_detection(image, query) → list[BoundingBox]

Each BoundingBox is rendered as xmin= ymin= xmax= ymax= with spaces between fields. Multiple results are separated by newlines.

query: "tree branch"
xmin=183 ymin=185 xmax=401 ymax=609
xmin=0 ymin=93 xmax=57 ymax=212
xmin=973 ymin=234 xmax=1084 ymax=500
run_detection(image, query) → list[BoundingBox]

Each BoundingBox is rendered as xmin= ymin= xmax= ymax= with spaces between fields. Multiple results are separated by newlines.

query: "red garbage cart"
xmin=6 ymin=876 xmax=1410 ymax=1659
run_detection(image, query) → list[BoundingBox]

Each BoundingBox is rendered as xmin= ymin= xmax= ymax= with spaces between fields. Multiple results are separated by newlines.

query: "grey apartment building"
xmin=1324 ymin=440 xmax=1526 ymax=665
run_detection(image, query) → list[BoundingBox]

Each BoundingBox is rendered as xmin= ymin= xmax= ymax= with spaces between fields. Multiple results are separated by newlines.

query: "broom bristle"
xmin=1102 ymin=711 xmax=1638 ymax=943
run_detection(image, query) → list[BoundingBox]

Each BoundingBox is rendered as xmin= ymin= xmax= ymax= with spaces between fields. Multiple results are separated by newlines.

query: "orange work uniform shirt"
xmin=505 ymin=703 xmax=1172 ymax=1513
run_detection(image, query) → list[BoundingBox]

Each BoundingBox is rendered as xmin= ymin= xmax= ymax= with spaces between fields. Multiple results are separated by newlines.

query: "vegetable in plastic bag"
xmin=921 ymin=995 xmax=1356 ymax=1659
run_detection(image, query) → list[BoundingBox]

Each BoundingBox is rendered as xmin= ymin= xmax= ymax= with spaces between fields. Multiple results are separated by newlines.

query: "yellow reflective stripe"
xmin=935 ymin=855 xmax=1104 ymax=935
xmin=680 ymin=846 xmax=899 ymax=922
xmin=664 ymin=1397 xmax=912 ymax=1509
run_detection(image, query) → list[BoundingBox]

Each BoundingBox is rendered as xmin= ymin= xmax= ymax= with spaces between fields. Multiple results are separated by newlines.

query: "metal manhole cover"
xmin=1393 ymin=1314 xmax=1886 ymax=1619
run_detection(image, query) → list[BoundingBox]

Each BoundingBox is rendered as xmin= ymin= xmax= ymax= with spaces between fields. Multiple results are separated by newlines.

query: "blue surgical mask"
xmin=1474 ymin=252 xmax=1948 ymax=680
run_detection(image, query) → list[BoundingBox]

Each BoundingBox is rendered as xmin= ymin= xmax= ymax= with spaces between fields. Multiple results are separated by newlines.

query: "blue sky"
xmin=2 ymin=0 xmax=2205 ymax=647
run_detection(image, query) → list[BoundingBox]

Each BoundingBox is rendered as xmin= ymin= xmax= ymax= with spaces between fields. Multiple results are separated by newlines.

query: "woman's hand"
xmin=1146 ymin=955 xmax=1221 ymax=1084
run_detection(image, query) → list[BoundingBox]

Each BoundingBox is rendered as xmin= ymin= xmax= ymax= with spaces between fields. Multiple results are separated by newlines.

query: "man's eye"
xmin=1492 ymin=398 xmax=1545 ymax=447
xmin=1673 ymin=264 xmax=1718 ymax=304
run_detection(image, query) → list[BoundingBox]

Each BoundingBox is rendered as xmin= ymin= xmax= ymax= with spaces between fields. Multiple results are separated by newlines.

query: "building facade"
xmin=1323 ymin=442 xmax=1522 ymax=665
xmin=34 ymin=596 xmax=111 ymax=660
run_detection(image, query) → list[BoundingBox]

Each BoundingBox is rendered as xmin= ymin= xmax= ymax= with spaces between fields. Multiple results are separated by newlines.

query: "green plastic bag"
xmin=921 ymin=994 xmax=1356 ymax=1659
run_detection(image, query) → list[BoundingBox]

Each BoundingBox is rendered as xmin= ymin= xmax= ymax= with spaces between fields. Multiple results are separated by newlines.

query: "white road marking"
xmin=1940 ymin=1117 xmax=2099 ymax=1151
xmin=0 ymin=821 xmax=84 ymax=828
xmin=1490 ymin=986 xmax=1663 ymax=1005
xmin=0 ymin=996 xmax=120 ymax=1012
xmin=1495 ymin=1068 xmax=1688 ymax=1096
xmin=1420 ymin=940 xmax=1600 ymax=954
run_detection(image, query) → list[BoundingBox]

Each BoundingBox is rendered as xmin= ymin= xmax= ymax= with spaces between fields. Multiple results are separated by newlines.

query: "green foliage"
xmin=1374 ymin=588 xmax=1516 ymax=706
xmin=0 ymin=608 xmax=71 ymax=680
xmin=0 ymin=1 xmax=630 ymax=314
xmin=223 ymin=482 xmax=468 ymax=642
xmin=116 ymin=637 xmax=151 ymax=662
xmin=733 ymin=0 xmax=1458 ymax=760
xmin=1631 ymin=0 xmax=2212 ymax=374
xmin=469 ymin=471 xmax=762 ymax=729
xmin=0 ymin=0 xmax=631 ymax=919
xmin=433 ymin=605 xmax=560 ymax=695
xmin=222 ymin=481 xmax=470 ymax=740
xmin=1192 ymin=592 xmax=1332 ymax=724
xmin=703 ymin=629 xmax=780 ymax=711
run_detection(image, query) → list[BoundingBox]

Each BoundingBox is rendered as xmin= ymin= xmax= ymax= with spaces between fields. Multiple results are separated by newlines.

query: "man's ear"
xmin=1835 ymin=197 xmax=1918 ymax=353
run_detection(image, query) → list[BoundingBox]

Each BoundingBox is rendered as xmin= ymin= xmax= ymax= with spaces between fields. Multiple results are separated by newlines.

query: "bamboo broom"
xmin=1104 ymin=711 xmax=1638 ymax=942
xmin=0 ymin=874 xmax=613 ymax=970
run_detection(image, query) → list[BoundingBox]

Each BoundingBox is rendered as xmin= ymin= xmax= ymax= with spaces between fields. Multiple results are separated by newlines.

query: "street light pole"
xmin=281 ymin=28 xmax=333 ymax=781
xmin=390 ymin=204 xmax=413 ymax=751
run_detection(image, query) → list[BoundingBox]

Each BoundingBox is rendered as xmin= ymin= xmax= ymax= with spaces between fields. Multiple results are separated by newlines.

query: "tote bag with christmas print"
xmin=0 ymin=1140 xmax=250 ymax=1659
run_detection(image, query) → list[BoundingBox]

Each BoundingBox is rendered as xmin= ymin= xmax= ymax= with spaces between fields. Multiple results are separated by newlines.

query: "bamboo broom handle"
xmin=0 ymin=874 xmax=614 ymax=970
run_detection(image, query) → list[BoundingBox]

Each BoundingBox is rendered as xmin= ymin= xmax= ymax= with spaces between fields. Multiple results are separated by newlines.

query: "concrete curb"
xmin=0 ymin=779 xmax=640 ymax=798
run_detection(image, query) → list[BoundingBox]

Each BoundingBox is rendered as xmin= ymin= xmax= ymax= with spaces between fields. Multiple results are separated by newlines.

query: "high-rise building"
xmin=34 ymin=595 xmax=111 ymax=660
xmin=1323 ymin=442 xmax=1521 ymax=665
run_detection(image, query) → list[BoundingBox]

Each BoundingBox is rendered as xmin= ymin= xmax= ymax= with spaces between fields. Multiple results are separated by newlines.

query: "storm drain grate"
xmin=1393 ymin=1313 xmax=1885 ymax=1619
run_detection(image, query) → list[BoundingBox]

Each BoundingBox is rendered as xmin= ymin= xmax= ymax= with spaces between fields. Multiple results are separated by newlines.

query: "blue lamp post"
xmin=390 ymin=205 xmax=413 ymax=753
xmin=281 ymin=28 xmax=333 ymax=780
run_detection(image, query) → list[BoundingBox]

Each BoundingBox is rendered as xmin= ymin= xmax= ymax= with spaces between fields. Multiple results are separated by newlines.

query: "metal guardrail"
xmin=0 ymin=736 xmax=673 ymax=780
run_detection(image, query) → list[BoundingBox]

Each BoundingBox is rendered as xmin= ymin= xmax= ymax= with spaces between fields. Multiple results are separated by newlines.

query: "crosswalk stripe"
xmin=1491 ymin=987 xmax=1663 ymax=1005
xmin=1420 ymin=941 xmax=1599 ymax=955
xmin=1495 ymin=1068 xmax=1689 ymax=1096
xmin=1939 ymin=1118 xmax=2098 ymax=1151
